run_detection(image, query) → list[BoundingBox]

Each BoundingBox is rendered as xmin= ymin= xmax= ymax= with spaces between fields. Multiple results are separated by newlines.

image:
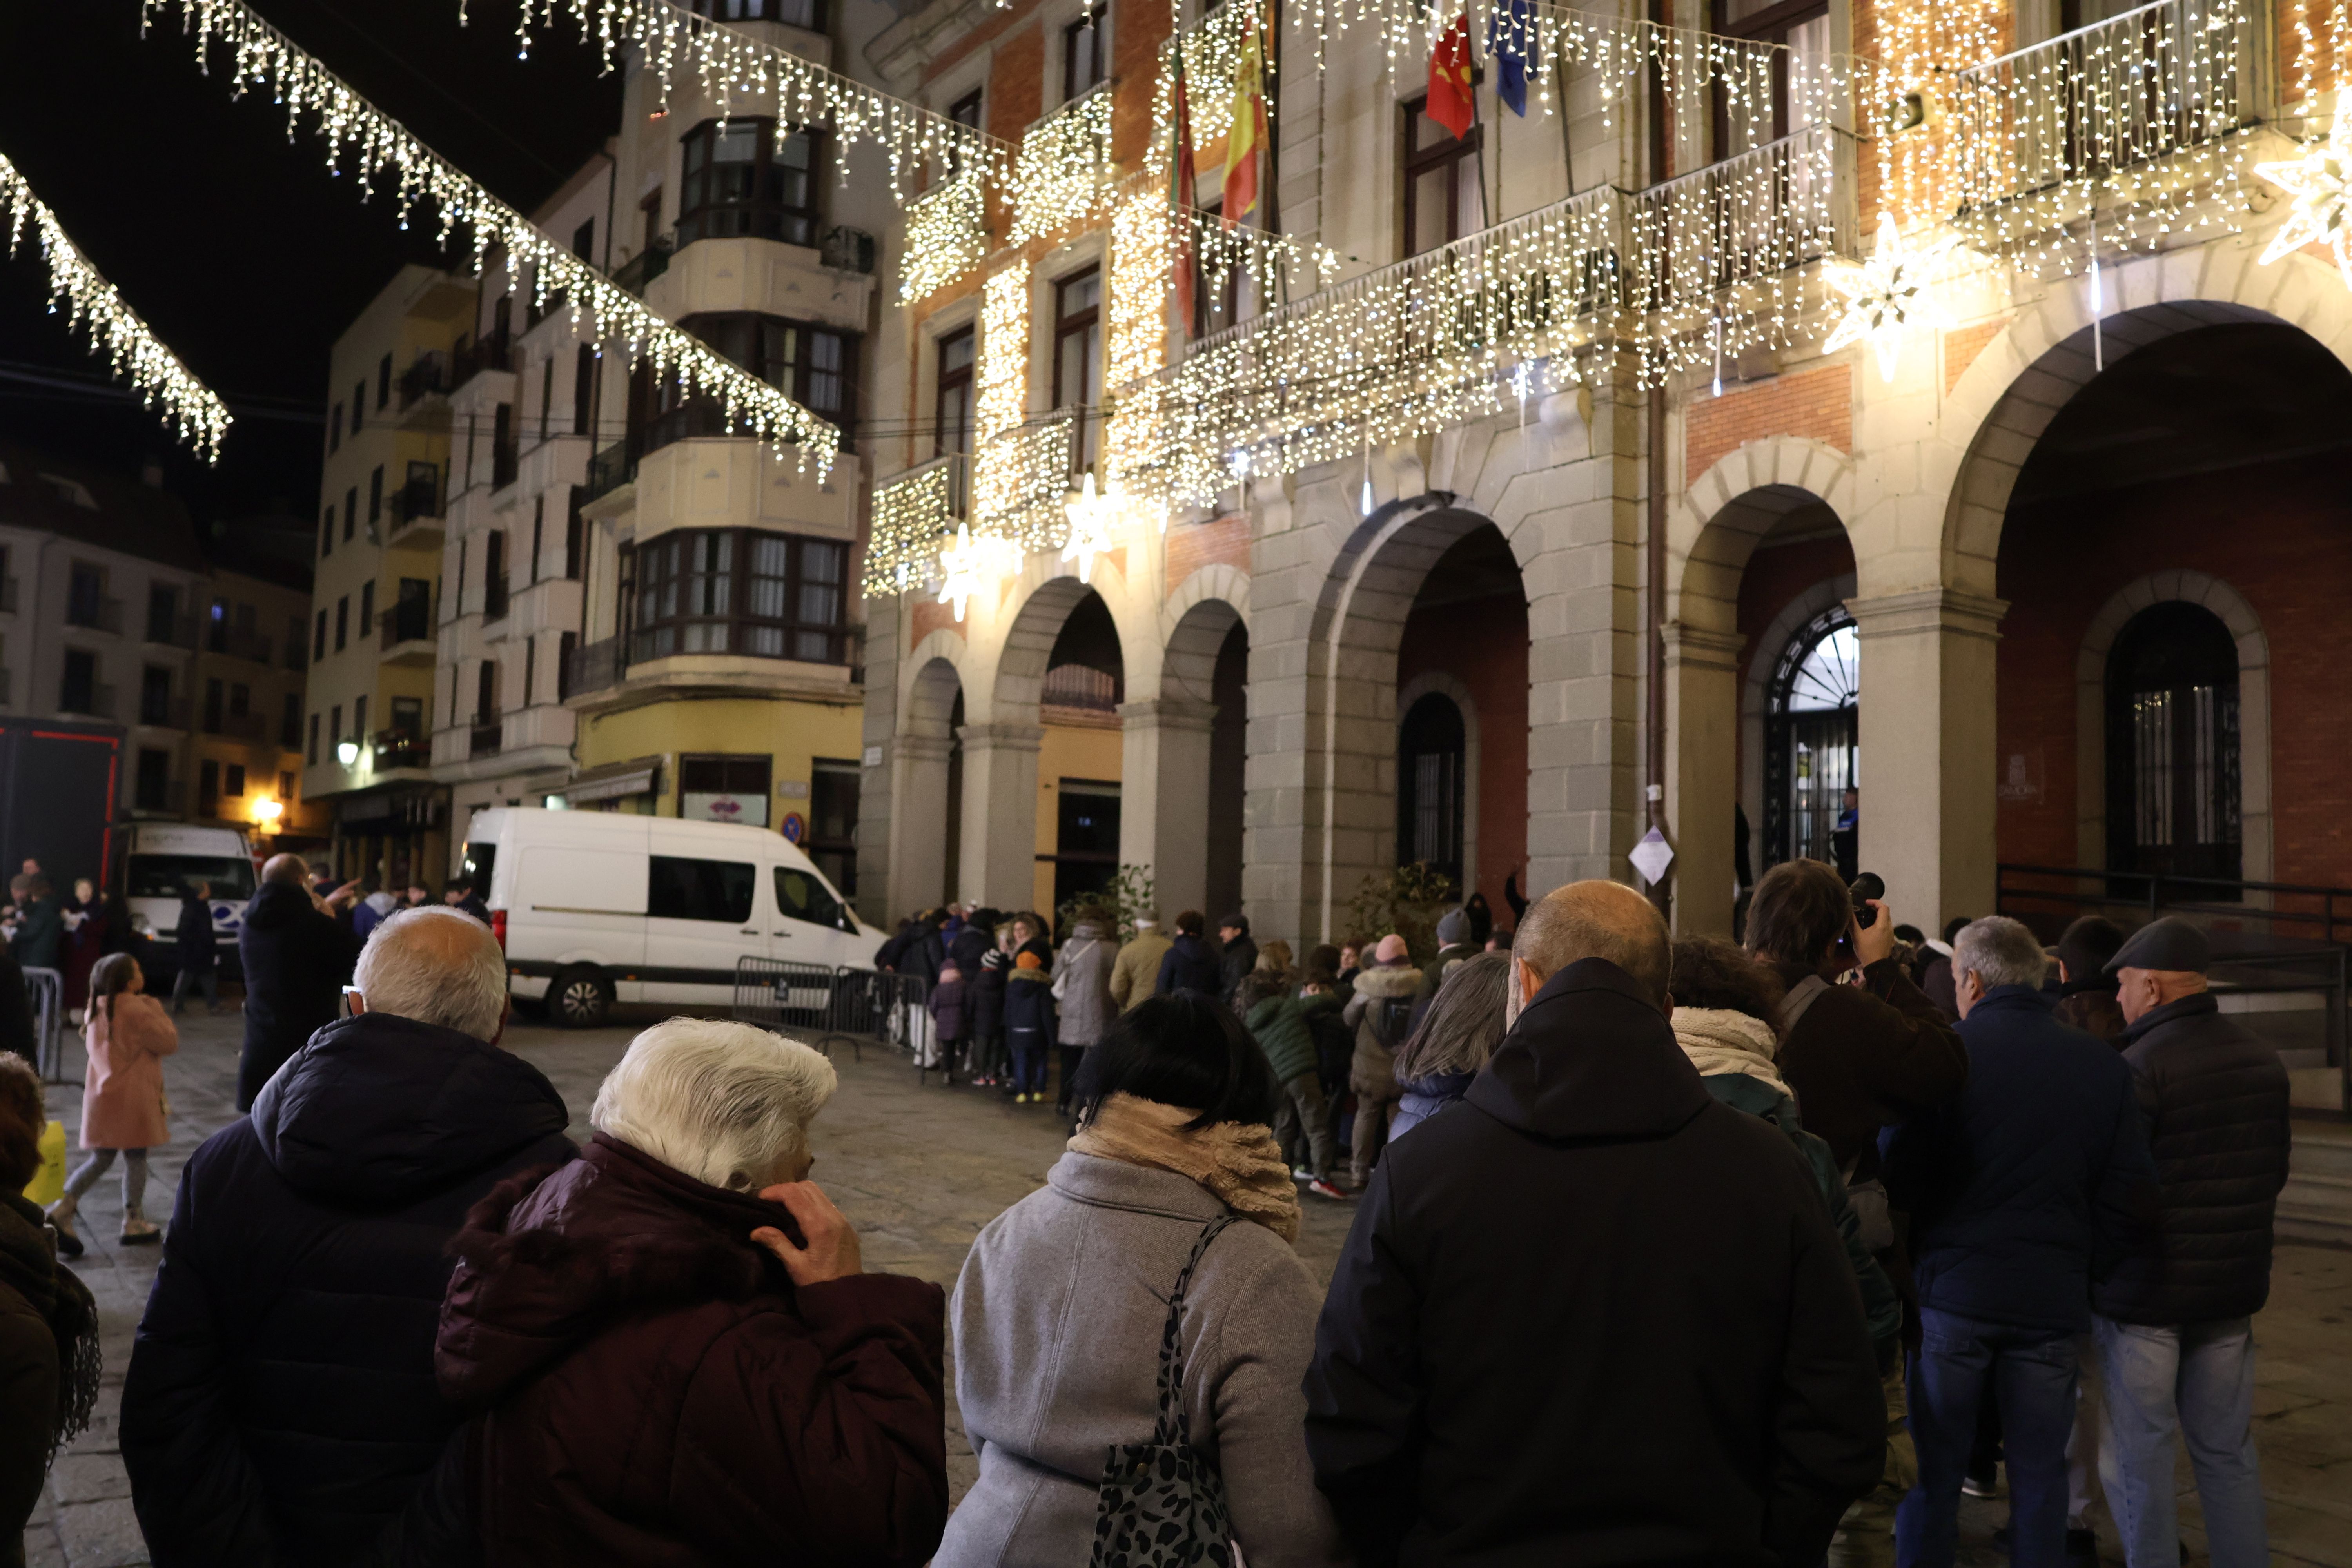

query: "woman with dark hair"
xmin=0 ymin=1052 xmax=101 ymax=1551
xmin=1389 ymin=949 xmax=1512 ymax=1138
xmin=48 ymin=951 xmax=177 ymax=1254
xmin=937 ymin=995 xmax=1345 ymax=1568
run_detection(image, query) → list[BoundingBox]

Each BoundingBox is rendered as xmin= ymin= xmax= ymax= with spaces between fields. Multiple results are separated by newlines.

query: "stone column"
xmin=884 ymin=733 xmax=953 ymax=921
xmin=1848 ymin=588 xmax=2008 ymax=933
xmin=1118 ymin=697 xmax=1219 ymax=922
xmin=956 ymin=723 xmax=1044 ymax=913
xmin=1662 ymin=622 xmax=1747 ymax=937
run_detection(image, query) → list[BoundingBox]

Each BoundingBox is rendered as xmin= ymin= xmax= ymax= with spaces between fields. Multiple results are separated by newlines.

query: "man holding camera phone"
xmin=1746 ymin=857 xmax=1969 ymax=1568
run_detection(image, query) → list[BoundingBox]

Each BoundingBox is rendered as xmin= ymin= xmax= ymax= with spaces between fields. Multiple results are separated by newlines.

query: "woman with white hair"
xmin=435 ymin=1019 xmax=949 ymax=1568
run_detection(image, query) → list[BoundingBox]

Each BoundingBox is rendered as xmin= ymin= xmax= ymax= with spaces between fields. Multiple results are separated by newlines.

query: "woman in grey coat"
xmin=1050 ymin=914 xmax=1118 ymax=1116
xmin=936 ymin=995 xmax=1347 ymax=1568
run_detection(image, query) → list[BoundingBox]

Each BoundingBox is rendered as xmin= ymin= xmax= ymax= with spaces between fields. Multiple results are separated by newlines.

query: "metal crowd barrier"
xmin=23 ymin=967 xmax=65 ymax=1083
xmin=730 ymin=960 xmax=932 ymax=1066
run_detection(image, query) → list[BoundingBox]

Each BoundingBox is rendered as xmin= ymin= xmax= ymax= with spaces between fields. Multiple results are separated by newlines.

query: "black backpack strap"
xmin=1151 ymin=1215 xmax=1238 ymax=1448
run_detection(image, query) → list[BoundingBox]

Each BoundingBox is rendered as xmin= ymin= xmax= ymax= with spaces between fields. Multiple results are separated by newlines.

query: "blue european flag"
xmin=1488 ymin=0 xmax=1534 ymax=116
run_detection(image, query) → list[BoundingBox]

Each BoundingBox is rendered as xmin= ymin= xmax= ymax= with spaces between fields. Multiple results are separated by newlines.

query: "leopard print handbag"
xmin=1086 ymin=1214 xmax=1240 ymax=1568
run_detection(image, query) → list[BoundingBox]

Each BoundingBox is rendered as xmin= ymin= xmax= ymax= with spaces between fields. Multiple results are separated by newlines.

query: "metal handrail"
xmin=1995 ymin=861 xmax=2352 ymax=946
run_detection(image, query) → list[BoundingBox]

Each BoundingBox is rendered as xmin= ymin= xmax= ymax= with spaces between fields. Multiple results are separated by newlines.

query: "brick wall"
xmin=1996 ymin=450 xmax=2352 ymax=889
xmin=1944 ymin=317 xmax=2009 ymax=395
xmin=1686 ymin=365 xmax=1854 ymax=486
xmin=1396 ymin=592 xmax=1530 ymax=915
xmin=1166 ymin=512 xmax=1251 ymax=594
xmin=1111 ymin=0 xmax=1173 ymax=164
xmin=908 ymin=597 xmax=965 ymax=650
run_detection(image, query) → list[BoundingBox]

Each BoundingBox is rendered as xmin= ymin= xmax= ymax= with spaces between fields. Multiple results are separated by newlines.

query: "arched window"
xmin=1397 ymin=692 xmax=1466 ymax=884
xmin=1765 ymin=608 xmax=1859 ymax=875
xmin=2105 ymin=601 xmax=2241 ymax=884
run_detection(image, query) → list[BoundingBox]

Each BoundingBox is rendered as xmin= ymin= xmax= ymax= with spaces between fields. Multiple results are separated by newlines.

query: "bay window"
xmin=631 ymin=529 xmax=850 ymax=665
xmin=678 ymin=118 xmax=822 ymax=248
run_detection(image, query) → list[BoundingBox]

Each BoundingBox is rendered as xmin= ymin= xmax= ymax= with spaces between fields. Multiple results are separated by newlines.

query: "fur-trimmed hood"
xmin=1350 ymin=963 xmax=1423 ymax=1000
xmin=436 ymin=1132 xmax=800 ymax=1406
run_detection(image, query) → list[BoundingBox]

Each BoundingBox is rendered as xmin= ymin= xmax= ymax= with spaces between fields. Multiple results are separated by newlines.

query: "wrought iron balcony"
xmin=380 ymin=595 xmax=434 ymax=653
xmin=582 ymin=441 xmax=640 ymax=504
xmin=398 ymin=350 xmax=450 ymax=410
xmin=373 ymin=730 xmax=430 ymax=771
xmin=452 ymin=329 xmax=512 ymax=390
xmin=469 ymin=721 xmax=503 ymax=759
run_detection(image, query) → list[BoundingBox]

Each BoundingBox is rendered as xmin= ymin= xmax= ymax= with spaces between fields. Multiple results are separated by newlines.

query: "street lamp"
xmin=336 ymin=740 xmax=360 ymax=766
xmin=252 ymin=797 xmax=285 ymax=836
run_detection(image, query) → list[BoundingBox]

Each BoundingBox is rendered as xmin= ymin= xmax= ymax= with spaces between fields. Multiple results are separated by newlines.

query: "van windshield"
xmin=461 ymin=842 xmax=497 ymax=892
xmin=127 ymin=855 xmax=256 ymax=900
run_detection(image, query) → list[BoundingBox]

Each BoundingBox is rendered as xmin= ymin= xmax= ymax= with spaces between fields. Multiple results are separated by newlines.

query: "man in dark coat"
xmin=169 ymin=880 xmax=221 ymax=1015
xmin=1216 ymin=913 xmax=1258 ymax=1003
xmin=2090 ymin=918 xmax=2290 ymax=1568
xmin=235 ymin=854 xmax=363 ymax=1111
xmin=8 ymin=877 xmax=62 ymax=973
xmin=1154 ymin=910 xmax=1223 ymax=996
xmin=2051 ymin=915 xmax=2128 ymax=1043
xmin=1882 ymin=916 xmax=2158 ymax=1568
xmin=1306 ymin=881 xmax=1885 ymax=1567
xmin=122 ymin=907 xmax=574 ymax=1567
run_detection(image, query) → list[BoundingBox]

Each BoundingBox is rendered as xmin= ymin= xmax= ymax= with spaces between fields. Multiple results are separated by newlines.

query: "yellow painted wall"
xmin=575 ymin=694 xmax=865 ymax=831
xmin=1033 ymin=719 xmax=1123 ymax=915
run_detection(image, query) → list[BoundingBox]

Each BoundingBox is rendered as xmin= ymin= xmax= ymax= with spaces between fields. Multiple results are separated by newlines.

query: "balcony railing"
xmin=1008 ymin=82 xmax=1114 ymax=245
xmin=1946 ymin=0 xmax=2252 ymax=235
xmin=398 ymin=350 xmax=450 ymax=410
xmin=564 ymin=635 xmax=626 ymax=697
xmin=66 ymin=596 xmax=123 ymax=634
xmin=387 ymin=477 xmax=444 ymax=528
xmin=820 ymin=226 xmax=877 ymax=275
xmin=470 ymin=721 xmax=503 ymax=759
xmin=1042 ymin=663 xmax=1120 ymax=712
xmin=583 ymin=441 xmax=640 ymax=504
xmin=1623 ymin=122 xmax=1857 ymax=321
xmin=380 ymin=595 xmax=434 ymax=650
xmin=971 ymin=414 xmax=1084 ymax=548
xmin=453 ymin=329 xmax=512 ymax=389
xmin=374 ymin=730 xmax=430 ymax=771
xmin=612 ymin=234 xmax=674 ymax=297
xmin=862 ymin=451 xmax=969 ymax=598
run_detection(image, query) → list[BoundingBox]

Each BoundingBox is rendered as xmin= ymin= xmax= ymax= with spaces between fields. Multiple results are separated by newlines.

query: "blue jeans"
xmin=1897 ymin=1310 xmax=2078 ymax=1568
xmin=2094 ymin=1316 xmax=2266 ymax=1568
xmin=1009 ymin=1041 xmax=1047 ymax=1095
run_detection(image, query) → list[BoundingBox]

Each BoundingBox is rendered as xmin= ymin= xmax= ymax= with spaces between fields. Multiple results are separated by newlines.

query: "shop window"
xmin=678 ymin=118 xmax=822 ymax=248
xmin=1051 ymin=779 xmax=1122 ymax=910
xmin=681 ymin=754 xmax=773 ymax=827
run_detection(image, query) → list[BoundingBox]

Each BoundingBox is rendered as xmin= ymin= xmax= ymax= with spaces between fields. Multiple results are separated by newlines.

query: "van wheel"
xmin=548 ymin=967 xmax=612 ymax=1029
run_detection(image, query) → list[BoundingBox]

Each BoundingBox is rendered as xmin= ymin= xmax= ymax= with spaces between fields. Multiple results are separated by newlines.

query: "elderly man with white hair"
xmin=122 ymin=906 xmax=574 ymax=1567
xmin=435 ymin=1018 xmax=950 ymax=1567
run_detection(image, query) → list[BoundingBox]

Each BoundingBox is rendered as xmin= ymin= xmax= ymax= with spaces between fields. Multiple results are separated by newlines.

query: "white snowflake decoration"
xmin=2254 ymin=98 xmax=2352 ymax=291
xmin=1061 ymin=473 xmax=1122 ymax=585
xmin=1822 ymin=215 xmax=1953 ymax=382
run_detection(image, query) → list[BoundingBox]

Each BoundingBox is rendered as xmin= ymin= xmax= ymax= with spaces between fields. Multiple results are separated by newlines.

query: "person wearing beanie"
xmin=1109 ymin=910 xmax=1172 ymax=1014
xmin=1001 ymin=949 xmax=1059 ymax=1105
xmin=1415 ymin=907 xmax=1480 ymax=1014
xmin=1339 ymin=936 xmax=1421 ymax=1189
xmin=2090 ymin=918 xmax=2288 ymax=1568
xmin=2051 ymin=916 xmax=2128 ymax=1043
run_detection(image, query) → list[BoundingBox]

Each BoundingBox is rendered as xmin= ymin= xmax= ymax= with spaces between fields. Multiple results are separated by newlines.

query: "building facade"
xmin=306 ymin=264 xmax=475 ymax=889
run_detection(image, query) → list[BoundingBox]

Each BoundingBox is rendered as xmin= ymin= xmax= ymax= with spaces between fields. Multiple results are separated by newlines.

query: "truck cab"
xmin=114 ymin=822 xmax=259 ymax=981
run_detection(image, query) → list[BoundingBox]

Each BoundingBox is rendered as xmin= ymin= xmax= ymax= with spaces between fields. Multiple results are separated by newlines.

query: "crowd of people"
xmin=0 ymin=847 xmax=2303 ymax=1568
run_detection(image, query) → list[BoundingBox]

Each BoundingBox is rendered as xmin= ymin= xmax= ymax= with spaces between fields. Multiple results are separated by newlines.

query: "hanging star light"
xmin=1061 ymin=472 xmax=1121 ymax=584
xmin=937 ymin=523 xmax=989 ymax=621
xmin=0 ymin=149 xmax=231 ymax=462
xmin=1821 ymin=215 xmax=1953 ymax=381
xmin=2254 ymin=97 xmax=2352 ymax=290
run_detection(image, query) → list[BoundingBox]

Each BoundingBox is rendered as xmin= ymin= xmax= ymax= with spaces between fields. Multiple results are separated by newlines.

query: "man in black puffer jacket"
xmin=236 ymin=854 xmax=364 ymax=1111
xmin=2090 ymin=918 xmax=2289 ymax=1568
xmin=123 ymin=907 xmax=574 ymax=1566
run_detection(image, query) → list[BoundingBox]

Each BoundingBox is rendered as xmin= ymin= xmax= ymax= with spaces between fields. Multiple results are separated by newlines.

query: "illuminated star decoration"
xmin=2254 ymin=98 xmax=2352 ymax=290
xmin=1062 ymin=472 xmax=1121 ymax=585
xmin=1821 ymin=215 xmax=1953 ymax=381
xmin=937 ymin=523 xmax=989 ymax=621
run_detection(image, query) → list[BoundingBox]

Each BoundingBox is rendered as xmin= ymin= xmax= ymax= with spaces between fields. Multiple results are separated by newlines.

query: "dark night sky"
xmin=0 ymin=2 xmax=622 ymax=532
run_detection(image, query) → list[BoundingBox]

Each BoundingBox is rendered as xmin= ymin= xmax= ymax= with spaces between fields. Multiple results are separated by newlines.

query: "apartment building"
xmin=306 ymin=263 xmax=476 ymax=891
xmin=184 ymin=518 xmax=328 ymax=848
xmin=433 ymin=150 xmax=614 ymax=835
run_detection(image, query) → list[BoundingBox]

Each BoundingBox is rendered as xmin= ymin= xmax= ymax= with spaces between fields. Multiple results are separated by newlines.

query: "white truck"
xmin=463 ymin=806 xmax=884 ymax=1027
xmin=114 ymin=822 xmax=259 ymax=980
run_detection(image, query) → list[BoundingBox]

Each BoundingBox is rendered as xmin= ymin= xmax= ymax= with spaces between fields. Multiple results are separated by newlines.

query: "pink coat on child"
xmin=82 ymin=991 xmax=178 ymax=1150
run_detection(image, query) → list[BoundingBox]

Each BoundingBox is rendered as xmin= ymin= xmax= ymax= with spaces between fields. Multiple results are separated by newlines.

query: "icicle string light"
xmin=0 ymin=149 xmax=231 ymax=463
xmin=143 ymin=0 xmax=838 ymax=473
xmin=1006 ymin=85 xmax=1117 ymax=245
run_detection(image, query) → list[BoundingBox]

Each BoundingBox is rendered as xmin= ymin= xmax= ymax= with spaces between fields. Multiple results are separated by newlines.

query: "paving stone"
xmin=48 ymin=1500 xmax=149 ymax=1568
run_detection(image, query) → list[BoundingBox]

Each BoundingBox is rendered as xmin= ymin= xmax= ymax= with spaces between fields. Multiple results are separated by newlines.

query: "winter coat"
xmin=9 ymin=898 xmax=61 ymax=973
xmin=949 ymin=923 xmax=992 ymax=980
xmin=234 ymin=880 xmax=366 ymax=1112
xmin=173 ymin=893 xmax=217 ymax=974
xmin=0 ymin=953 xmax=35 ymax=1065
xmin=121 ymin=1011 xmax=574 ymax=1567
xmin=1390 ymin=1071 xmax=1474 ymax=1139
xmin=2091 ymin=992 xmax=2292 ymax=1326
xmin=61 ymin=898 xmax=115 ymax=1011
xmin=436 ymin=1133 xmax=949 ymax=1568
xmin=929 ymin=967 xmax=969 ymax=1040
xmin=974 ymin=948 xmax=1011 ymax=1038
xmin=1882 ymin=987 xmax=2158 ymax=1336
xmin=2 ymin=1191 xmax=86 ymax=1566
xmin=80 ymin=992 xmax=177 ymax=1151
xmin=1218 ymin=934 xmax=1259 ymax=1006
xmin=937 ymin=1151 xmax=1346 ymax=1568
xmin=1155 ymin=933 xmax=1223 ymax=998
xmin=1343 ymin=965 xmax=1422 ymax=1102
xmin=1002 ymin=969 xmax=1058 ymax=1052
xmin=1305 ymin=958 xmax=1886 ymax=1568
xmin=2055 ymin=982 xmax=2126 ymax=1043
xmin=1247 ymin=992 xmax=1342 ymax=1086
xmin=902 ymin=927 xmax=947 ymax=989
xmin=1053 ymin=924 xmax=1118 ymax=1047
xmin=1770 ymin=956 xmax=1969 ymax=1177
xmin=1108 ymin=930 xmax=1172 ymax=1011
xmin=351 ymin=891 xmax=401 ymax=942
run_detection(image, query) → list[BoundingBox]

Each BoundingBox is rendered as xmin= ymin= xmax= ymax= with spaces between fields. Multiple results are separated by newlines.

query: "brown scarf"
xmin=1069 ymin=1093 xmax=1302 ymax=1243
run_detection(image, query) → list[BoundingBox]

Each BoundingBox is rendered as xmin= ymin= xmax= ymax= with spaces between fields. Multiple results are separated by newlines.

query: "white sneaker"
xmin=1292 ymin=1167 xmax=1314 ymax=1181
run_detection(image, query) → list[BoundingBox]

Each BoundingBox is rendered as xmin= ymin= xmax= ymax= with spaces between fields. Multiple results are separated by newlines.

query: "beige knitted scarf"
xmin=1069 ymin=1093 xmax=1302 ymax=1244
xmin=1671 ymin=1007 xmax=1792 ymax=1096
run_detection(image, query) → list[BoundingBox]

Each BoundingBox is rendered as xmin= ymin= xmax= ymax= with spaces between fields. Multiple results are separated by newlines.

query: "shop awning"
xmin=557 ymin=755 xmax=663 ymax=805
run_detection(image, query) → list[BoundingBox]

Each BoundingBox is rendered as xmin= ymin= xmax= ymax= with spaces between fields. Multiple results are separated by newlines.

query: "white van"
xmin=113 ymin=822 xmax=259 ymax=978
xmin=464 ymin=807 xmax=884 ymax=1027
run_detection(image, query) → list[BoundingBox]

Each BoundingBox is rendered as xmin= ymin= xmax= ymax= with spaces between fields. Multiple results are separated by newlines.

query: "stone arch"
xmin=2074 ymin=571 xmax=2272 ymax=884
xmin=1671 ymin=441 xmax=1858 ymax=632
xmin=988 ymin=555 xmax=1141 ymax=724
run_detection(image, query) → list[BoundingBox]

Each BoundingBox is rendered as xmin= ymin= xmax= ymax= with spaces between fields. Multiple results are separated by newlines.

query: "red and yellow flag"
xmin=1427 ymin=9 xmax=1475 ymax=140
xmin=1223 ymin=3 xmax=1267 ymax=223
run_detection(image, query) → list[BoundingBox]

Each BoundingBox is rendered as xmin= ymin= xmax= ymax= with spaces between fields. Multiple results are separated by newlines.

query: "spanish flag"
xmin=1427 ymin=9 xmax=1475 ymax=140
xmin=1223 ymin=3 xmax=1267 ymax=222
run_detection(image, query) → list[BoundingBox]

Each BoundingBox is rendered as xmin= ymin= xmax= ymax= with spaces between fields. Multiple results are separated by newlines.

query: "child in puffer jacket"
xmin=1000 ymin=951 xmax=1058 ymax=1104
xmin=929 ymin=961 xmax=969 ymax=1083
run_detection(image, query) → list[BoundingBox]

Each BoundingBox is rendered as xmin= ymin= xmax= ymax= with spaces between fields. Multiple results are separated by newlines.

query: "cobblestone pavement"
xmin=20 ymin=1001 xmax=2352 ymax=1566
